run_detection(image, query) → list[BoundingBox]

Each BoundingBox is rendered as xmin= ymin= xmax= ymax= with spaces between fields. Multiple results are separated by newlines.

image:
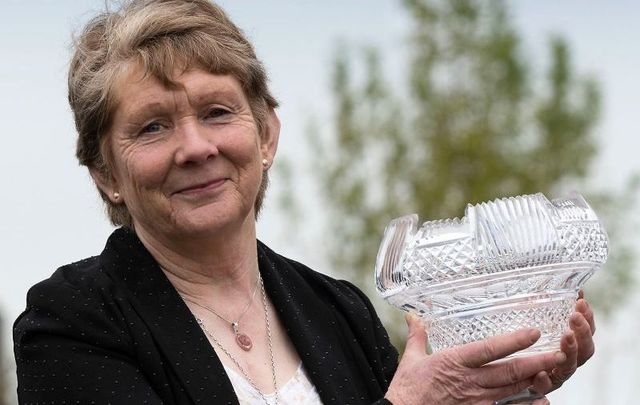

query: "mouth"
xmin=172 ymin=178 xmax=228 ymax=195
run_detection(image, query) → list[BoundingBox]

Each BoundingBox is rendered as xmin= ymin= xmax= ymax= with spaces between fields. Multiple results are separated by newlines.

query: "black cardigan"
xmin=14 ymin=228 xmax=398 ymax=404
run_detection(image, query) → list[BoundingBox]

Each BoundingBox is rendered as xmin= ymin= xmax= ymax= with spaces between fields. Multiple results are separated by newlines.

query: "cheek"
xmin=222 ymin=132 xmax=262 ymax=169
xmin=116 ymin=149 xmax=169 ymax=195
xmin=238 ymin=145 xmax=264 ymax=184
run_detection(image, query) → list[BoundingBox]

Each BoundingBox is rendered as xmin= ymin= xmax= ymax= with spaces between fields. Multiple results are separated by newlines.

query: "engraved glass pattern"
xmin=375 ymin=193 xmax=608 ymax=355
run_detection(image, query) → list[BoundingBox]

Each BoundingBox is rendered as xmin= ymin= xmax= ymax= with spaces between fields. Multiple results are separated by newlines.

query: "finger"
xmin=532 ymin=396 xmax=551 ymax=405
xmin=458 ymin=328 xmax=541 ymax=368
xmin=551 ymin=330 xmax=578 ymax=386
xmin=532 ymin=371 xmax=553 ymax=395
xmin=488 ymin=379 xmax=539 ymax=404
xmin=569 ymin=312 xmax=595 ymax=367
xmin=578 ymin=289 xmax=584 ymax=300
xmin=477 ymin=351 xmax=565 ymax=387
xmin=403 ymin=313 xmax=428 ymax=357
xmin=576 ymin=299 xmax=595 ymax=335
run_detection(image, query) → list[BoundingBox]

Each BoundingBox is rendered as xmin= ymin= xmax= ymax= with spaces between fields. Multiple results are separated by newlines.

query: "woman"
xmin=14 ymin=1 xmax=596 ymax=404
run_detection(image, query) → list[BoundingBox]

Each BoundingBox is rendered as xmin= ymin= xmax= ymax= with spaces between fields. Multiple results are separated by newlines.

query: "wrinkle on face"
xmin=102 ymin=64 xmax=267 ymax=243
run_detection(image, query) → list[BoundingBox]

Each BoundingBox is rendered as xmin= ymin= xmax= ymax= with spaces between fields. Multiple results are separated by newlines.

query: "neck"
xmin=133 ymin=216 xmax=260 ymax=300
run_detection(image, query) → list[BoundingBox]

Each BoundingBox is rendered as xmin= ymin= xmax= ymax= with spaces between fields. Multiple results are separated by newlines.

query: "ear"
xmin=89 ymin=167 xmax=121 ymax=204
xmin=260 ymin=108 xmax=280 ymax=169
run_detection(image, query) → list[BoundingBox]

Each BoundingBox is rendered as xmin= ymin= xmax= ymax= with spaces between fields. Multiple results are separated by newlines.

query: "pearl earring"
xmin=262 ymin=159 xmax=269 ymax=167
xmin=113 ymin=192 xmax=120 ymax=201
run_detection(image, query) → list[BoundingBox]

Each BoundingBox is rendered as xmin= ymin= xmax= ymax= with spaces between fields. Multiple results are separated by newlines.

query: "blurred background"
xmin=1 ymin=0 xmax=638 ymax=403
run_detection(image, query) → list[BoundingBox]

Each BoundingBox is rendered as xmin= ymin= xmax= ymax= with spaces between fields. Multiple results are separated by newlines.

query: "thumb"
xmin=403 ymin=313 xmax=428 ymax=356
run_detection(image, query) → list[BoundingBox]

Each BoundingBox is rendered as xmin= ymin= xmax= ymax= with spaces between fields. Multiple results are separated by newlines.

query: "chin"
xmin=171 ymin=207 xmax=253 ymax=238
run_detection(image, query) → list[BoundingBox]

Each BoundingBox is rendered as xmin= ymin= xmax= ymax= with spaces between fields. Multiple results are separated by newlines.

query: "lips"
xmin=172 ymin=178 xmax=228 ymax=195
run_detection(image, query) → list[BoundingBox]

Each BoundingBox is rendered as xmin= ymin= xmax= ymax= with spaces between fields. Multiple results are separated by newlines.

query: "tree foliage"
xmin=282 ymin=0 xmax=636 ymax=342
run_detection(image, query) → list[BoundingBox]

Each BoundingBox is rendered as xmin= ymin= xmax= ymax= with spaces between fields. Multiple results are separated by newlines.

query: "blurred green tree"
xmin=280 ymin=0 xmax=636 ymax=344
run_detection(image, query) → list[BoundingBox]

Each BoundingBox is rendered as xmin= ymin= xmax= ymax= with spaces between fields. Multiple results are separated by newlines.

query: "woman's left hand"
xmin=533 ymin=290 xmax=596 ymax=393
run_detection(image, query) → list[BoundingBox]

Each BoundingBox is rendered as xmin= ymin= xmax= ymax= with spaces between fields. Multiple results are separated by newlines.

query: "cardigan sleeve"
xmin=13 ymin=271 xmax=164 ymax=404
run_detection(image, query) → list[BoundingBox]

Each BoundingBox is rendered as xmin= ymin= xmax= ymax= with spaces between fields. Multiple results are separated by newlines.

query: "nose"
xmin=174 ymin=121 xmax=218 ymax=166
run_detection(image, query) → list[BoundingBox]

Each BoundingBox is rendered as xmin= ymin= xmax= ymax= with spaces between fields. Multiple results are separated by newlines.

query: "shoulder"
xmin=13 ymin=255 xmax=128 ymax=349
xmin=18 ymin=255 xmax=112 ymax=313
xmin=13 ymin=244 xmax=169 ymax=403
xmin=26 ymin=255 xmax=107 ymax=294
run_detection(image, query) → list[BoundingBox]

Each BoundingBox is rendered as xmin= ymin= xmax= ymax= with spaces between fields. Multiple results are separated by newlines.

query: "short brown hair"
xmin=69 ymin=0 xmax=278 ymax=227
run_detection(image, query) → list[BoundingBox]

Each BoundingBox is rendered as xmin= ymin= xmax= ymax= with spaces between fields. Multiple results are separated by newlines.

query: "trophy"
xmin=375 ymin=193 xmax=608 ymax=403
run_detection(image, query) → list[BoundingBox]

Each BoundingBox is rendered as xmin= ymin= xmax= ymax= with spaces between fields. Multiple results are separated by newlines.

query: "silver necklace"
xmin=195 ymin=274 xmax=279 ymax=404
xmin=181 ymin=274 xmax=260 ymax=351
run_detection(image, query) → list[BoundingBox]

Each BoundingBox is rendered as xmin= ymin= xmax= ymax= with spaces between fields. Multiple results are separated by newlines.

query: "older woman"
xmin=14 ymin=1 xmax=596 ymax=404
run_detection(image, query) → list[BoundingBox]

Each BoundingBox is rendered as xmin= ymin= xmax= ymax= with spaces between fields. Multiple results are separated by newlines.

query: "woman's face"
xmin=95 ymin=65 xmax=279 ymax=240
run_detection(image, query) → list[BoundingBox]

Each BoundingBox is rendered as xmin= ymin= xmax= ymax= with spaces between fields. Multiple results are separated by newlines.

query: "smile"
xmin=172 ymin=178 xmax=228 ymax=196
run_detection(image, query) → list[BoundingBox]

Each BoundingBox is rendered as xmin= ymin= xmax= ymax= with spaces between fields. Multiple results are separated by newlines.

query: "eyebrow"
xmin=188 ymin=86 xmax=244 ymax=106
xmin=122 ymin=86 xmax=245 ymax=123
xmin=121 ymin=101 xmax=172 ymax=125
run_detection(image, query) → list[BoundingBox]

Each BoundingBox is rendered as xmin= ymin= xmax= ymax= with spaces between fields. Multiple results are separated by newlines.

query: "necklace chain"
xmin=182 ymin=273 xmax=260 ymax=325
xmin=182 ymin=274 xmax=260 ymax=351
xmin=194 ymin=274 xmax=278 ymax=405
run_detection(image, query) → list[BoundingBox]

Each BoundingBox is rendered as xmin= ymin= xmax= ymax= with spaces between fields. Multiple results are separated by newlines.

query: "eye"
xmin=140 ymin=121 xmax=164 ymax=135
xmin=204 ymin=107 xmax=231 ymax=120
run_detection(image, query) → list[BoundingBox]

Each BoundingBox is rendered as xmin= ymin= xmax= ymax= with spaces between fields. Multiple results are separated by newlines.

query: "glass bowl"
xmin=375 ymin=193 xmax=608 ymax=355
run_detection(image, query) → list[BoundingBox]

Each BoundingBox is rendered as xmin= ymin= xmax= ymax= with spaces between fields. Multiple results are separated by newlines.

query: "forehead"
xmin=109 ymin=62 xmax=248 ymax=117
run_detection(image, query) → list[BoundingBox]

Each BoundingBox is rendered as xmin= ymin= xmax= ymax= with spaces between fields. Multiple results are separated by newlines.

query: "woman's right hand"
xmin=384 ymin=314 xmax=566 ymax=405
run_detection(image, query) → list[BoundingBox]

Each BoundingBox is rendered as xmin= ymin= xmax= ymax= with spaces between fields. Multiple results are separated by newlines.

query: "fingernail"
xmin=570 ymin=314 xmax=582 ymax=327
xmin=555 ymin=351 xmax=567 ymax=364
xmin=406 ymin=313 xmax=420 ymax=324
xmin=528 ymin=328 xmax=540 ymax=342
xmin=563 ymin=330 xmax=573 ymax=340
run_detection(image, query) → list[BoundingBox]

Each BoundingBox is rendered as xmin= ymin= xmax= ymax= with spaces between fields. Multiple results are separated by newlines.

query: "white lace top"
xmin=223 ymin=362 xmax=323 ymax=404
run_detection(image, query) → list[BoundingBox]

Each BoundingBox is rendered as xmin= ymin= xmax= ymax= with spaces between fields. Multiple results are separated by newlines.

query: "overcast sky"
xmin=2 ymin=1 xmax=638 ymax=403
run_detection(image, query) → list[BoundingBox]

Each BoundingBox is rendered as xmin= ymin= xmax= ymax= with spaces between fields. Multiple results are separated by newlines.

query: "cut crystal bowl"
xmin=375 ymin=193 xmax=608 ymax=355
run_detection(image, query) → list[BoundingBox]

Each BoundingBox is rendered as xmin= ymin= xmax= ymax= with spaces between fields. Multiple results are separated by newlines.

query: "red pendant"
xmin=236 ymin=333 xmax=253 ymax=351
xmin=231 ymin=322 xmax=253 ymax=351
